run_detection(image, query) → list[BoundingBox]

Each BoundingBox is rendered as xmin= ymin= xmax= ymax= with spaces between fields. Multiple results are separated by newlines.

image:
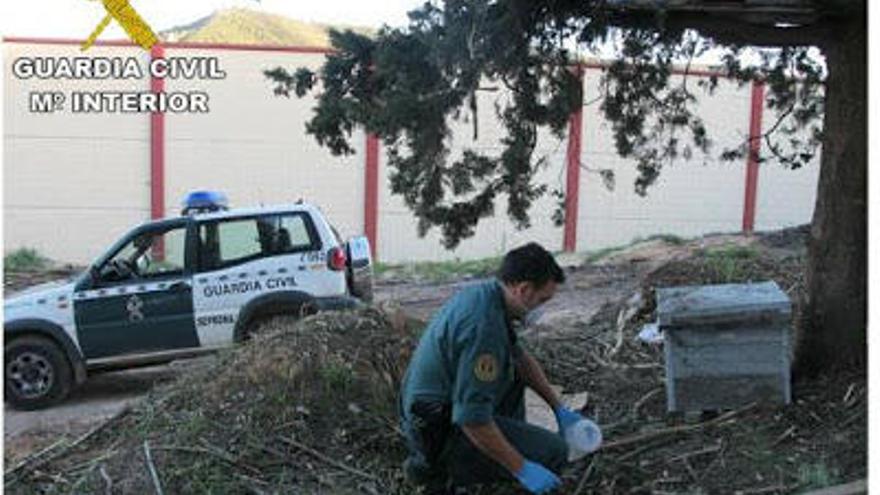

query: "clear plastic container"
xmin=563 ymin=418 xmax=602 ymax=461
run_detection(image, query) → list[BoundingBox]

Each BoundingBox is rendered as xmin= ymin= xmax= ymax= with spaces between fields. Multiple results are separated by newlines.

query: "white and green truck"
xmin=4 ymin=192 xmax=373 ymax=409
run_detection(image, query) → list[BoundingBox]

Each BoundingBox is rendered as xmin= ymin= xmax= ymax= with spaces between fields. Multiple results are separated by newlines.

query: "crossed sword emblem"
xmin=126 ymin=294 xmax=145 ymax=323
xmin=82 ymin=0 xmax=158 ymax=51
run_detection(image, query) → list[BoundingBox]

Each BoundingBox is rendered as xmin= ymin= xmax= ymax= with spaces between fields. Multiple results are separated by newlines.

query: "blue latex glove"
xmin=554 ymin=405 xmax=582 ymax=434
xmin=515 ymin=460 xmax=561 ymax=494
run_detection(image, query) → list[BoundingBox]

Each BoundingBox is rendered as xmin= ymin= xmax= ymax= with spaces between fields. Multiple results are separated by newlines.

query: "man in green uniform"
xmin=400 ymin=243 xmax=586 ymax=494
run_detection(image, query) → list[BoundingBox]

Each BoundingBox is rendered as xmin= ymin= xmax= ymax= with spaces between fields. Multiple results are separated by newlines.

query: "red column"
xmin=742 ymin=80 xmax=765 ymax=233
xmin=364 ymin=133 xmax=380 ymax=259
xmin=150 ymin=44 xmax=165 ymax=221
xmin=150 ymin=44 xmax=166 ymax=259
xmin=563 ymin=68 xmax=584 ymax=252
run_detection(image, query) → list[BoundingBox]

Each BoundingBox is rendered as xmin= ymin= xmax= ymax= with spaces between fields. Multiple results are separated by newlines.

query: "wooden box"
xmin=657 ymin=281 xmax=792 ymax=412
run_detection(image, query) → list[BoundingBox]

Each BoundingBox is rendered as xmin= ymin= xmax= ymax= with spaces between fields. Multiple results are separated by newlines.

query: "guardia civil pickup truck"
xmin=4 ymin=192 xmax=373 ymax=410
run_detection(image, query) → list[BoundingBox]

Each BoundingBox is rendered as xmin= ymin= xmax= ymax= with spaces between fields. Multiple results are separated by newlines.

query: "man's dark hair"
xmin=498 ymin=242 xmax=565 ymax=287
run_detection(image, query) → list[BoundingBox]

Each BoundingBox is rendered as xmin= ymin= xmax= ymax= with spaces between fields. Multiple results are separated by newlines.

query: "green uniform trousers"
xmin=402 ymin=380 xmax=568 ymax=490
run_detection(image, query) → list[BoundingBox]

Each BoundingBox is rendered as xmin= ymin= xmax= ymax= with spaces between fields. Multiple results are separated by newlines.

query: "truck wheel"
xmin=5 ymin=336 xmax=73 ymax=410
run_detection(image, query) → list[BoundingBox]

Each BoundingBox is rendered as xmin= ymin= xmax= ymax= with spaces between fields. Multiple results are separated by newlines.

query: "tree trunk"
xmin=796 ymin=12 xmax=867 ymax=374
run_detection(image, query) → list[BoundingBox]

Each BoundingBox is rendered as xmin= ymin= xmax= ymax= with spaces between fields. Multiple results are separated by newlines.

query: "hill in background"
xmin=160 ymin=7 xmax=374 ymax=47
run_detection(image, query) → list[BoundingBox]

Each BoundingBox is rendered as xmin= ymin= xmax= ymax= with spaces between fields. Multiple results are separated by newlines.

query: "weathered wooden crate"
xmin=657 ymin=281 xmax=792 ymax=412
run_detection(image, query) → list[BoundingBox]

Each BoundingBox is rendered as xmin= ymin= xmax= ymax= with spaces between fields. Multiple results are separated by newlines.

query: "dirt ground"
xmin=2 ymin=226 xmax=867 ymax=494
xmin=1 ymin=247 xmax=639 ymax=457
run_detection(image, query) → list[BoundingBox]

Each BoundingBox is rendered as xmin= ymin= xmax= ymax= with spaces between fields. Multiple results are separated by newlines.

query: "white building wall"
xmin=574 ymin=70 xmax=815 ymax=251
xmin=753 ymin=102 xmax=821 ymax=231
xmin=3 ymin=41 xmax=821 ymax=266
xmin=376 ymin=82 xmax=566 ymax=263
xmin=4 ymin=43 xmax=152 ymax=264
xmin=3 ymin=43 xmax=366 ymax=265
xmin=163 ymin=48 xmax=365 ymax=240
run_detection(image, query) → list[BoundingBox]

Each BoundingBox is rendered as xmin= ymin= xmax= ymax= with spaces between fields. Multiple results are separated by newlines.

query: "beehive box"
xmin=657 ymin=281 xmax=792 ymax=412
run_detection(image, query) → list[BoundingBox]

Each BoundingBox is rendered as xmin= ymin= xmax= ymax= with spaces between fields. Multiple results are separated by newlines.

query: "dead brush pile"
xmin=525 ymin=233 xmax=865 ymax=494
xmin=5 ymin=225 xmax=865 ymax=494
xmin=6 ymin=307 xmax=420 ymax=494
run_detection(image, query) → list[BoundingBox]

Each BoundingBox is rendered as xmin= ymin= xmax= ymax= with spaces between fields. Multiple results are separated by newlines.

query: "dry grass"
xmin=6 ymin=307 xmax=419 ymax=494
xmin=525 ymin=230 xmax=864 ymax=494
xmin=5 ymin=225 xmax=864 ymax=495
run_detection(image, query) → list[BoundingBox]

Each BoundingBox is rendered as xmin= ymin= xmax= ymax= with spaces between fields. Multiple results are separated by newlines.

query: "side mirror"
xmin=75 ymin=266 xmax=99 ymax=291
xmin=89 ymin=265 xmax=104 ymax=285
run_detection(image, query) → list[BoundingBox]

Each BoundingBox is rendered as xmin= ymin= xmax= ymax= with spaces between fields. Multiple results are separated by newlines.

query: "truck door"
xmin=74 ymin=222 xmax=199 ymax=360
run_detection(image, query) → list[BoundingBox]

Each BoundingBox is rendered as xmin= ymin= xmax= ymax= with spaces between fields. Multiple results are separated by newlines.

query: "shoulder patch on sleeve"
xmin=474 ymin=353 xmax=499 ymax=382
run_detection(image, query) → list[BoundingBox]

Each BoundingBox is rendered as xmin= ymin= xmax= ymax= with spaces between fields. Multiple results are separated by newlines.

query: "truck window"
xmin=277 ymin=214 xmax=315 ymax=253
xmin=216 ymin=219 xmax=263 ymax=266
xmin=98 ymin=225 xmax=187 ymax=283
xmin=198 ymin=212 xmax=319 ymax=271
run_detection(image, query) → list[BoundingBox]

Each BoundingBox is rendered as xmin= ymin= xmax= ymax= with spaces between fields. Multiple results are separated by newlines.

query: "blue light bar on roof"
xmin=181 ymin=190 xmax=229 ymax=215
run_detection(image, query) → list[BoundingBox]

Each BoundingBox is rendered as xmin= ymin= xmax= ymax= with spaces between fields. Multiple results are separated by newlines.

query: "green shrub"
xmin=4 ymin=248 xmax=50 ymax=272
xmin=703 ymin=244 xmax=760 ymax=282
xmin=375 ymin=256 xmax=502 ymax=283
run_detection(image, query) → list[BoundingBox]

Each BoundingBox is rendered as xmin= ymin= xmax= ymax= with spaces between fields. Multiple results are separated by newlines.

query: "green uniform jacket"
xmin=402 ymin=279 xmax=521 ymax=425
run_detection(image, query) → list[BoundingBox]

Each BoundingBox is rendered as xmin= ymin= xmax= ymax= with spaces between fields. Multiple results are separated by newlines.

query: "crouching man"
xmin=400 ymin=243 xmax=586 ymax=494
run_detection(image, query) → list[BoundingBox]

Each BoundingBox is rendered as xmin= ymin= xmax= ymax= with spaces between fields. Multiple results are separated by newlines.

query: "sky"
xmin=2 ymin=0 xmax=824 ymax=70
xmin=1 ymin=0 xmax=426 ymax=39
